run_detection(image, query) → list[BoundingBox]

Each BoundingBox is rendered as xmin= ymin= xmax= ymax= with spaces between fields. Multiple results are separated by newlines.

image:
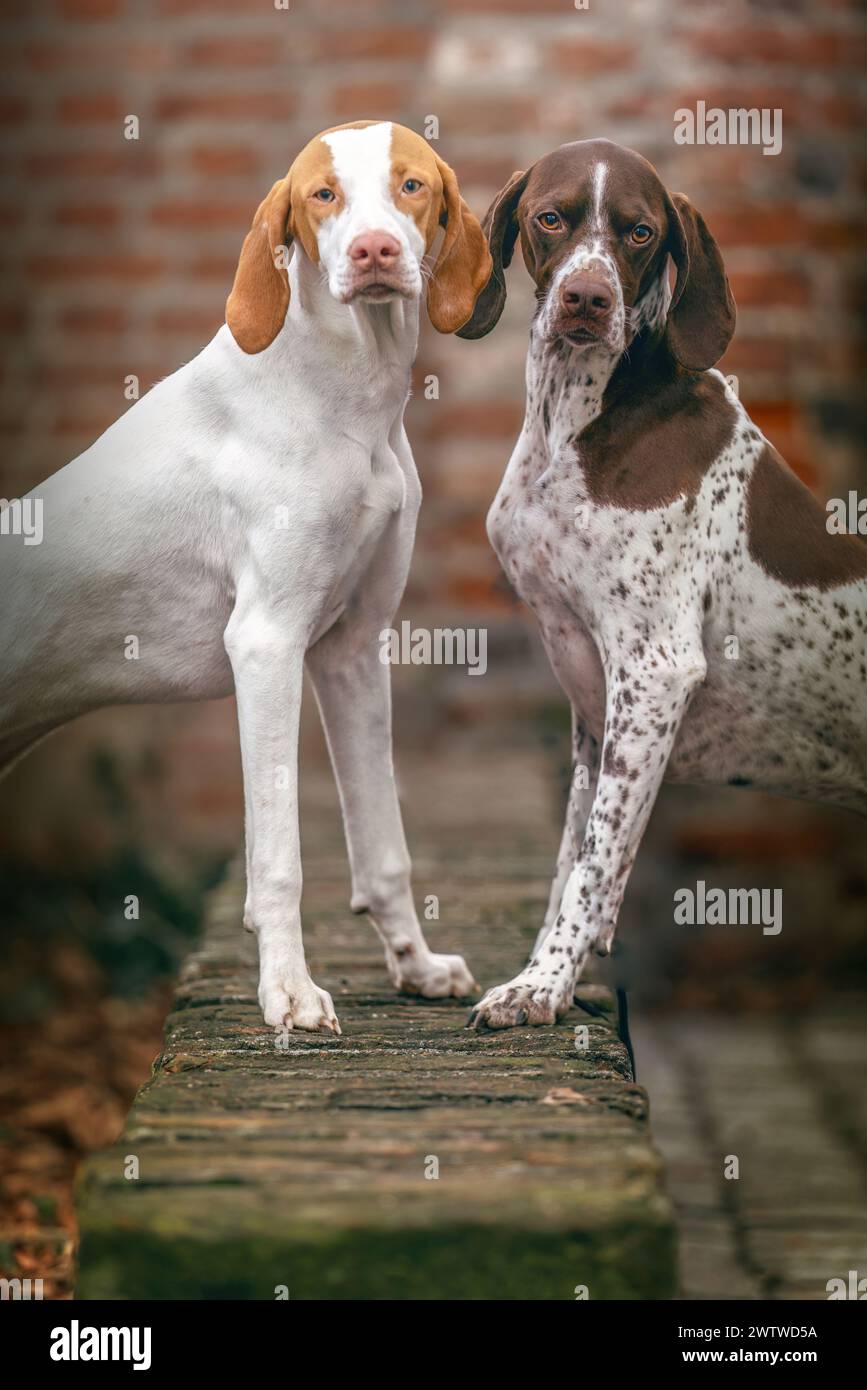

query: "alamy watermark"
xmin=379 ymin=621 xmax=487 ymax=675
xmin=826 ymin=491 xmax=866 ymax=536
xmin=674 ymin=880 xmax=782 ymax=935
xmin=674 ymin=101 xmax=782 ymax=157
xmin=0 ymin=497 xmax=42 ymax=545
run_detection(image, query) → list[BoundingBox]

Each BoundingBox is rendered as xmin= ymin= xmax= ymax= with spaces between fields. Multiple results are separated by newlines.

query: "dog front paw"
xmin=259 ymin=976 xmax=341 ymax=1035
xmin=467 ymin=969 xmax=573 ymax=1030
xmin=390 ymin=947 xmax=479 ymax=1000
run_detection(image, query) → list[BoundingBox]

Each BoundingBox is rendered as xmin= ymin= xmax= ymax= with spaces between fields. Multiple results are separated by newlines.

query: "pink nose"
xmin=348 ymin=231 xmax=401 ymax=270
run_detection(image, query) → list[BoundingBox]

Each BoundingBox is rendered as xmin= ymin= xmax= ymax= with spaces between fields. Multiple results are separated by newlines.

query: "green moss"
xmin=78 ymin=1220 xmax=677 ymax=1301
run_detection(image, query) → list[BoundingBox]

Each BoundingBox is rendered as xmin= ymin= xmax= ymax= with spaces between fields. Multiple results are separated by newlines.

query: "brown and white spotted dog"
xmin=458 ymin=138 xmax=867 ymax=1030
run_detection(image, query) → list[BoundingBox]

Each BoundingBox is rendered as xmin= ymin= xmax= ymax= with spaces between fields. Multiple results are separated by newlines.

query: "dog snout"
xmin=348 ymin=231 xmax=401 ymax=271
xmin=559 ymin=273 xmax=613 ymax=322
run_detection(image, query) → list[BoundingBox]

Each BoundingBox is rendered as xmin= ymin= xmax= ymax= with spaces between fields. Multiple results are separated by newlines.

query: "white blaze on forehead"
xmin=322 ymin=121 xmax=393 ymax=210
xmin=591 ymin=162 xmax=607 ymax=236
xmin=316 ymin=120 xmax=425 ymax=299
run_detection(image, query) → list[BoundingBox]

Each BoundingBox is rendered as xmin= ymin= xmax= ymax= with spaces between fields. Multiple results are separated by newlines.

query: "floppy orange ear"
xmin=226 ymin=175 xmax=294 ymax=354
xmin=426 ymin=155 xmax=493 ymax=335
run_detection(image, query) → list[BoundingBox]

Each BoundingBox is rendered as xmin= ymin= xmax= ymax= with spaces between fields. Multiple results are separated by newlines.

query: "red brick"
xmin=24 ymin=40 xmax=171 ymax=74
xmin=430 ymin=95 xmax=538 ymax=138
xmin=0 ymin=96 xmax=28 ymax=124
xmin=819 ymin=93 xmax=867 ymax=129
xmin=441 ymin=0 xmax=568 ymax=10
xmin=545 ymin=38 xmax=638 ymax=76
xmin=57 ymin=94 xmax=125 ymax=124
xmin=188 ymin=144 xmax=262 ymax=177
xmin=330 ymin=82 xmax=412 ymax=121
xmin=152 ymin=308 xmax=223 ymax=336
xmin=155 ymin=90 xmax=296 ymax=122
xmin=686 ymin=26 xmax=867 ymax=69
xmin=0 ymin=305 xmax=28 ymax=334
xmin=304 ymin=27 xmax=430 ymax=62
xmin=58 ymin=0 xmax=123 ymax=15
xmin=26 ymin=254 xmax=166 ymax=282
xmin=184 ymin=38 xmax=283 ymax=68
xmin=705 ymin=205 xmax=816 ymax=249
xmin=52 ymin=413 xmax=115 ymax=438
xmin=59 ymin=307 xmax=128 ymax=334
xmin=25 ymin=150 xmax=153 ymax=178
xmin=722 ymin=337 xmax=795 ymax=374
xmin=728 ymin=269 xmax=810 ymax=309
xmin=429 ymin=401 xmax=525 ymax=440
xmin=189 ymin=255 xmax=238 ymax=282
xmin=150 ymin=200 xmax=251 ymax=229
xmin=55 ymin=202 xmax=121 ymax=228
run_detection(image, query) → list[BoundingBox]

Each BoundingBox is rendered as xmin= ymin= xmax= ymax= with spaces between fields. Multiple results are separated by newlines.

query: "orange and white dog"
xmin=0 ymin=121 xmax=490 ymax=1033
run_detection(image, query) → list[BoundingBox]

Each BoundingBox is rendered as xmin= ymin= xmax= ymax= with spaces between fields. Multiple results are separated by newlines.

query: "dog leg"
xmin=225 ymin=611 xmax=339 ymax=1035
xmin=470 ymin=650 xmax=705 ymax=1029
xmin=532 ymin=714 xmax=600 ymax=956
xmin=307 ymin=624 xmax=478 ymax=1001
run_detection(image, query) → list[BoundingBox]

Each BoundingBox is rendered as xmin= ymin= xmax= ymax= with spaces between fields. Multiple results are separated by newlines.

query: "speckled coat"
xmin=459 ymin=138 xmax=867 ymax=1029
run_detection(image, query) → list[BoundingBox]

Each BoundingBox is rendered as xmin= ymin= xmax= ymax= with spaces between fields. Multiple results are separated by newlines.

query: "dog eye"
xmin=537 ymin=211 xmax=563 ymax=232
xmin=402 ymin=178 xmax=423 ymax=194
xmin=630 ymin=223 xmax=653 ymax=244
xmin=313 ymin=188 xmax=335 ymax=203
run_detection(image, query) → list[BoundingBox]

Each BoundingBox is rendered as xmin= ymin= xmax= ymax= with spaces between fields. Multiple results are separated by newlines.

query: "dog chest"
xmin=487 ymin=440 xmax=596 ymax=610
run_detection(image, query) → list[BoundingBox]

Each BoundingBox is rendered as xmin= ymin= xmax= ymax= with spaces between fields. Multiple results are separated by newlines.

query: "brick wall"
xmin=1 ymin=0 xmax=864 ymax=863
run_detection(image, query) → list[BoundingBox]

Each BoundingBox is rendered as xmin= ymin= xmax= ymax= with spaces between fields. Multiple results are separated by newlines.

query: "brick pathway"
xmin=632 ymin=1007 xmax=867 ymax=1300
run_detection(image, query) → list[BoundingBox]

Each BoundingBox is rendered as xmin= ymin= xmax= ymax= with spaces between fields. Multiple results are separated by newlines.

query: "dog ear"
xmin=426 ymin=155 xmax=494 ymax=335
xmin=456 ymin=169 xmax=528 ymax=340
xmin=226 ymin=175 xmax=295 ymax=354
xmin=665 ymin=192 xmax=736 ymax=371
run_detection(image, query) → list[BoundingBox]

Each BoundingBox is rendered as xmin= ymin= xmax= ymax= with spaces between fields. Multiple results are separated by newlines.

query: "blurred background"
xmin=0 ymin=0 xmax=865 ymax=1298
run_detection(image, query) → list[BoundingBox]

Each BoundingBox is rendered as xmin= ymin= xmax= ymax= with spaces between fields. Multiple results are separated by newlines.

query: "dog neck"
xmin=524 ymin=269 xmax=672 ymax=443
xmin=285 ymin=249 xmax=421 ymax=369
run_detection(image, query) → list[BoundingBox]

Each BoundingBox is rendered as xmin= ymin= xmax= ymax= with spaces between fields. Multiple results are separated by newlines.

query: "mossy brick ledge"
xmin=76 ymin=858 xmax=677 ymax=1300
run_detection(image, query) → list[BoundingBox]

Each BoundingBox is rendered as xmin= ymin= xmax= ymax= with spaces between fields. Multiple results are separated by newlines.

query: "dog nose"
xmin=348 ymin=232 xmax=401 ymax=270
xmin=560 ymin=273 xmax=613 ymax=319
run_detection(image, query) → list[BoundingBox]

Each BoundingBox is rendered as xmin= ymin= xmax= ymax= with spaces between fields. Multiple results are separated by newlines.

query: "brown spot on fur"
xmin=746 ymin=443 xmax=867 ymax=590
xmin=576 ymin=336 xmax=738 ymax=509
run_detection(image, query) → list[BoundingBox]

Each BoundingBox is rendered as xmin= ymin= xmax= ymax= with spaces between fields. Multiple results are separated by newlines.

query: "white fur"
xmin=0 ymin=126 xmax=476 ymax=1033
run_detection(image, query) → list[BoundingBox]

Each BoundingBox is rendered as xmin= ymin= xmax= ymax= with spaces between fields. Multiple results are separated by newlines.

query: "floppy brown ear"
xmin=665 ymin=191 xmax=736 ymax=371
xmin=226 ymin=175 xmax=294 ymax=354
xmin=456 ymin=168 xmax=528 ymax=340
xmin=426 ymin=155 xmax=493 ymax=335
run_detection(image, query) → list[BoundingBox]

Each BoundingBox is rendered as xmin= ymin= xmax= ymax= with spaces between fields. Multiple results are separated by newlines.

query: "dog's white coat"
xmin=0 ymin=122 xmax=476 ymax=1033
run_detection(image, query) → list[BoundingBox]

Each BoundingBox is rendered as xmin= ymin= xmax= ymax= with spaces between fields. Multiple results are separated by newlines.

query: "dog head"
xmin=458 ymin=138 xmax=735 ymax=372
xmin=227 ymin=121 xmax=492 ymax=353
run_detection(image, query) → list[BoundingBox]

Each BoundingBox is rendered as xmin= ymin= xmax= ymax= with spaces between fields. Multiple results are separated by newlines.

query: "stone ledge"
xmin=77 ymin=853 xmax=676 ymax=1300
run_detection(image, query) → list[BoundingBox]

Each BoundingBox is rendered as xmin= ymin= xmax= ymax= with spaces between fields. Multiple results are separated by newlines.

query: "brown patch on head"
xmin=387 ymin=123 xmax=446 ymax=251
xmin=228 ymin=121 xmax=490 ymax=348
xmin=387 ymin=123 xmax=492 ymax=333
xmin=226 ymin=132 xmax=343 ymax=354
xmin=459 ymin=137 xmax=736 ymax=368
xmin=747 ymin=444 xmax=867 ymax=589
xmin=518 ymin=140 xmax=672 ymax=303
xmin=578 ymin=336 xmax=738 ymax=509
xmin=284 ymin=133 xmax=341 ymax=263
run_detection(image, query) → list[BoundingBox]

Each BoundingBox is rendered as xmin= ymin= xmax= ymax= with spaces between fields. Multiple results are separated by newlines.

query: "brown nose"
xmin=348 ymin=232 xmax=401 ymax=270
xmin=560 ymin=273 xmax=613 ymax=319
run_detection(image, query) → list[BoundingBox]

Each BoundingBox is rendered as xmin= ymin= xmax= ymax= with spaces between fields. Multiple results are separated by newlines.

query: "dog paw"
xmin=467 ymin=970 xmax=572 ymax=1030
xmin=391 ymin=948 xmax=479 ymax=1000
xmin=259 ymin=977 xmax=341 ymax=1035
